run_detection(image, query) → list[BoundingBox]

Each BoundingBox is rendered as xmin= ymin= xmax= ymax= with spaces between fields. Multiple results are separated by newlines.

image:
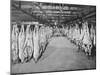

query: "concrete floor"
xmin=11 ymin=37 xmax=96 ymax=74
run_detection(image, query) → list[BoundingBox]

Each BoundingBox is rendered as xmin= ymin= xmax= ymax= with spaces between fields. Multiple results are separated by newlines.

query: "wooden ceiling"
xmin=11 ymin=0 xmax=96 ymax=25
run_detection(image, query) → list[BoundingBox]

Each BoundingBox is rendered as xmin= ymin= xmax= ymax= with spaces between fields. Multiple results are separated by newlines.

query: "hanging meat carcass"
xmin=48 ymin=27 xmax=53 ymax=39
xmin=45 ymin=26 xmax=51 ymax=39
xmin=11 ymin=24 xmax=19 ymax=64
xmin=23 ymin=24 xmax=34 ymax=62
xmin=81 ymin=22 xmax=92 ymax=56
xmin=67 ymin=27 xmax=71 ymax=39
xmin=90 ymin=25 xmax=96 ymax=46
xmin=39 ymin=26 xmax=48 ymax=55
xmin=64 ymin=26 xmax=68 ymax=37
xmin=68 ymin=26 xmax=74 ymax=40
xmin=18 ymin=24 xmax=26 ymax=63
xmin=72 ymin=24 xmax=82 ymax=46
xmin=93 ymin=29 xmax=96 ymax=46
xmin=90 ymin=25 xmax=94 ymax=41
xmin=33 ymin=24 xmax=40 ymax=63
xmin=90 ymin=24 xmax=96 ymax=56
xmin=44 ymin=26 xmax=53 ymax=41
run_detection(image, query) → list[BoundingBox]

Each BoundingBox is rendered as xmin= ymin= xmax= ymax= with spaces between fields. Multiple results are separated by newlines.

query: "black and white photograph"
xmin=11 ymin=0 xmax=96 ymax=74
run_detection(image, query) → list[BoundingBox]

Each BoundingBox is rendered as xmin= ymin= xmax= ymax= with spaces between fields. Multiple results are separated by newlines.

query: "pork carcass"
xmin=39 ymin=26 xmax=47 ymax=54
xmin=33 ymin=25 xmax=40 ymax=63
xmin=81 ymin=23 xmax=92 ymax=56
xmin=23 ymin=25 xmax=34 ymax=62
xmin=11 ymin=24 xmax=19 ymax=64
xmin=18 ymin=25 xmax=26 ymax=63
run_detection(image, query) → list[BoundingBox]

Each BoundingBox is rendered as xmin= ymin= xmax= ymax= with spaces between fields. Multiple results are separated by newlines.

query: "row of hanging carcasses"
xmin=11 ymin=22 xmax=53 ymax=64
xmin=63 ymin=21 xmax=96 ymax=56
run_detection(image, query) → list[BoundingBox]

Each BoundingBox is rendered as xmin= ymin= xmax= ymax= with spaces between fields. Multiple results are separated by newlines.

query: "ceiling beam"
xmin=39 ymin=2 xmax=92 ymax=8
xmin=12 ymin=3 xmax=50 ymax=24
xmin=66 ymin=10 xmax=96 ymax=24
xmin=11 ymin=10 xmax=80 ymax=16
xmin=20 ymin=4 xmax=82 ymax=10
xmin=83 ymin=12 xmax=96 ymax=19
